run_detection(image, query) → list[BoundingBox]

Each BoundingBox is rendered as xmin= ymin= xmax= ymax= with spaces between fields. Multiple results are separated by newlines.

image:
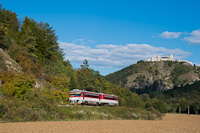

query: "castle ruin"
xmin=145 ymin=54 xmax=192 ymax=65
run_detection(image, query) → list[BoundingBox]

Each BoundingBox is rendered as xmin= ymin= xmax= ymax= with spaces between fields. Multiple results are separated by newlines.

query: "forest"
xmin=149 ymin=81 xmax=200 ymax=114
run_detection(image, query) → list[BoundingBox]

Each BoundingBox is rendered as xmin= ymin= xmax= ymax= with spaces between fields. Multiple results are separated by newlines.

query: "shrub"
xmin=0 ymin=72 xmax=35 ymax=99
xmin=151 ymin=99 xmax=168 ymax=113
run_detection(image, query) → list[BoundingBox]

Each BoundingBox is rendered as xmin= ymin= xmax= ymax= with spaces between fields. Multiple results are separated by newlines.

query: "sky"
xmin=2 ymin=0 xmax=200 ymax=75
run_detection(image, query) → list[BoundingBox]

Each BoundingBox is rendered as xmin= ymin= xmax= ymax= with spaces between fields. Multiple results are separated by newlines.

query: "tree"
xmin=155 ymin=69 xmax=159 ymax=75
xmin=0 ymin=5 xmax=19 ymax=50
xmin=168 ymin=61 xmax=173 ymax=67
xmin=141 ymin=93 xmax=151 ymax=108
xmin=63 ymin=60 xmax=74 ymax=77
xmin=81 ymin=59 xmax=89 ymax=69
xmin=179 ymin=98 xmax=189 ymax=113
xmin=18 ymin=17 xmax=38 ymax=59
xmin=137 ymin=60 xmax=144 ymax=64
xmin=192 ymin=101 xmax=200 ymax=114
xmin=69 ymin=76 xmax=78 ymax=90
xmin=151 ymin=98 xmax=168 ymax=113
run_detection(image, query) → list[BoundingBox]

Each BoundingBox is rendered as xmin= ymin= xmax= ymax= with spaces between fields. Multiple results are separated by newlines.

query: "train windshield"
xmin=75 ymin=92 xmax=82 ymax=96
xmin=70 ymin=92 xmax=82 ymax=96
xmin=70 ymin=92 xmax=75 ymax=96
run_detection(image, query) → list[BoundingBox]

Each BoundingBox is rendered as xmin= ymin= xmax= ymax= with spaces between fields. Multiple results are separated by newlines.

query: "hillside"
xmin=105 ymin=60 xmax=200 ymax=93
xmin=0 ymin=4 xmax=166 ymax=122
xmin=106 ymin=61 xmax=200 ymax=114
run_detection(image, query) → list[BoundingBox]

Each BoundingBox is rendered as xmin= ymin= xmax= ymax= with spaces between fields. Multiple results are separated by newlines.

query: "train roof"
xmin=70 ymin=89 xmax=117 ymax=97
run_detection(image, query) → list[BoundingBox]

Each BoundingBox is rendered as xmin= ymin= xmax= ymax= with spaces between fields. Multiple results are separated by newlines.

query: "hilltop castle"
xmin=145 ymin=54 xmax=192 ymax=65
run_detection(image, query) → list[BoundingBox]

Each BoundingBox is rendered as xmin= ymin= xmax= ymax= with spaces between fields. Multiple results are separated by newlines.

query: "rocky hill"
xmin=105 ymin=60 xmax=200 ymax=93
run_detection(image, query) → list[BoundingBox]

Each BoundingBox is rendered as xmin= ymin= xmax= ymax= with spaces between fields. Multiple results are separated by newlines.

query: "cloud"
xmin=72 ymin=38 xmax=93 ymax=45
xmin=159 ymin=29 xmax=200 ymax=45
xmin=59 ymin=41 xmax=191 ymax=69
xmin=160 ymin=31 xmax=182 ymax=39
xmin=184 ymin=29 xmax=200 ymax=44
xmin=96 ymin=44 xmax=119 ymax=49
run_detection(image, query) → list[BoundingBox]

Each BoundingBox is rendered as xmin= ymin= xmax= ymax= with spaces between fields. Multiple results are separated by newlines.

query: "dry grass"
xmin=0 ymin=113 xmax=200 ymax=133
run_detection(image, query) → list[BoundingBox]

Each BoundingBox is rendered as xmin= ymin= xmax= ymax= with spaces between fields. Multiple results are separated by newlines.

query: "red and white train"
xmin=69 ymin=89 xmax=118 ymax=106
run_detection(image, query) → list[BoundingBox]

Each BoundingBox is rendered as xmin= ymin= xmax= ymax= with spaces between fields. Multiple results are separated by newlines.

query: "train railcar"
xmin=69 ymin=89 xmax=118 ymax=106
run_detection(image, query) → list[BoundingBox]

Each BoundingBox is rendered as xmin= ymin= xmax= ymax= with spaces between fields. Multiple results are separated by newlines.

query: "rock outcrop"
xmin=0 ymin=48 xmax=23 ymax=73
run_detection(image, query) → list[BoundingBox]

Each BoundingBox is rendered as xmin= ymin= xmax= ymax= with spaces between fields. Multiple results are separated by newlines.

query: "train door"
xmin=99 ymin=94 xmax=102 ymax=105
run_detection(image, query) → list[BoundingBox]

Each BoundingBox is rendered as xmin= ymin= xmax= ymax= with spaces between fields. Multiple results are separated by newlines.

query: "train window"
xmin=105 ymin=96 xmax=116 ymax=100
xmin=70 ymin=92 xmax=75 ymax=96
xmin=85 ymin=93 xmax=99 ymax=98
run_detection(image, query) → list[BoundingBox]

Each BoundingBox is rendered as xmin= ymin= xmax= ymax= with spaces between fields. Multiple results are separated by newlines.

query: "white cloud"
xmin=160 ymin=31 xmax=182 ymax=39
xmin=59 ymin=41 xmax=191 ymax=69
xmin=159 ymin=29 xmax=200 ymax=44
xmin=72 ymin=38 xmax=93 ymax=45
xmin=184 ymin=29 xmax=200 ymax=44
xmin=96 ymin=44 xmax=119 ymax=49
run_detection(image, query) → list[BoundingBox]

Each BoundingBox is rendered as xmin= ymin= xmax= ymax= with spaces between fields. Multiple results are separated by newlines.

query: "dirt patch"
xmin=0 ymin=114 xmax=200 ymax=133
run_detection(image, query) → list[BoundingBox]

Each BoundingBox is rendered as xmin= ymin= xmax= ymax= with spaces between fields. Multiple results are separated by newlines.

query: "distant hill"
xmin=105 ymin=60 xmax=200 ymax=93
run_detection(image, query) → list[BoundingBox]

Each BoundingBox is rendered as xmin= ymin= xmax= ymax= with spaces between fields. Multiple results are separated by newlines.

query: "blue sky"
xmin=2 ymin=0 xmax=200 ymax=75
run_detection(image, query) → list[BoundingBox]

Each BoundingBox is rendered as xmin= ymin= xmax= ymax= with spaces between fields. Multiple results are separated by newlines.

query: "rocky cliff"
xmin=0 ymin=48 xmax=45 ymax=89
xmin=0 ymin=48 xmax=23 ymax=73
xmin=105 ymin=61 xmax=200 ymax=92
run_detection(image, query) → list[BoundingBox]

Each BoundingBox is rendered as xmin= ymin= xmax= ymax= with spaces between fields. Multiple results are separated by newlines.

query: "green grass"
xmin=59 ymin=106 xmax=162 ymax=121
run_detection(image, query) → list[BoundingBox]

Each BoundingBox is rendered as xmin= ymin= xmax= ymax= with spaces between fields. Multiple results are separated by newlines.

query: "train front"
xmin=69 ymin=89 xmax=83 ymax=105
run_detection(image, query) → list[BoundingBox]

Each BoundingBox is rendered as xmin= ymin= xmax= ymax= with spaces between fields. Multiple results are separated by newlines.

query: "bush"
xmin=192 ymin=101 xmax=200 ymax=114
xmin=168 ymin=61 xmax=173 ymax=67
xmin=151 ymin=99 xmax=168 ymax=113
xmin=0 ymin=91 xmax=65 ymax=122
xmin=0 ymin=72 xmax=35 ymax=99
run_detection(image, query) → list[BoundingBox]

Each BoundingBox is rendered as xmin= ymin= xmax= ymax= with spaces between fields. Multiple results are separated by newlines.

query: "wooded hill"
xmin=105 ymin=60 xmax=200 ymax=92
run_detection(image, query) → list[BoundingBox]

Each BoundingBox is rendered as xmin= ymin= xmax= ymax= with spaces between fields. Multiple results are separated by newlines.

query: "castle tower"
xmin=157 ymin=55 xmax=161 ymax=61
xmin=152 ymin=57 xmax=156 ymax=61
xmin=169 ymin=54 xmax=174 ymax=61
